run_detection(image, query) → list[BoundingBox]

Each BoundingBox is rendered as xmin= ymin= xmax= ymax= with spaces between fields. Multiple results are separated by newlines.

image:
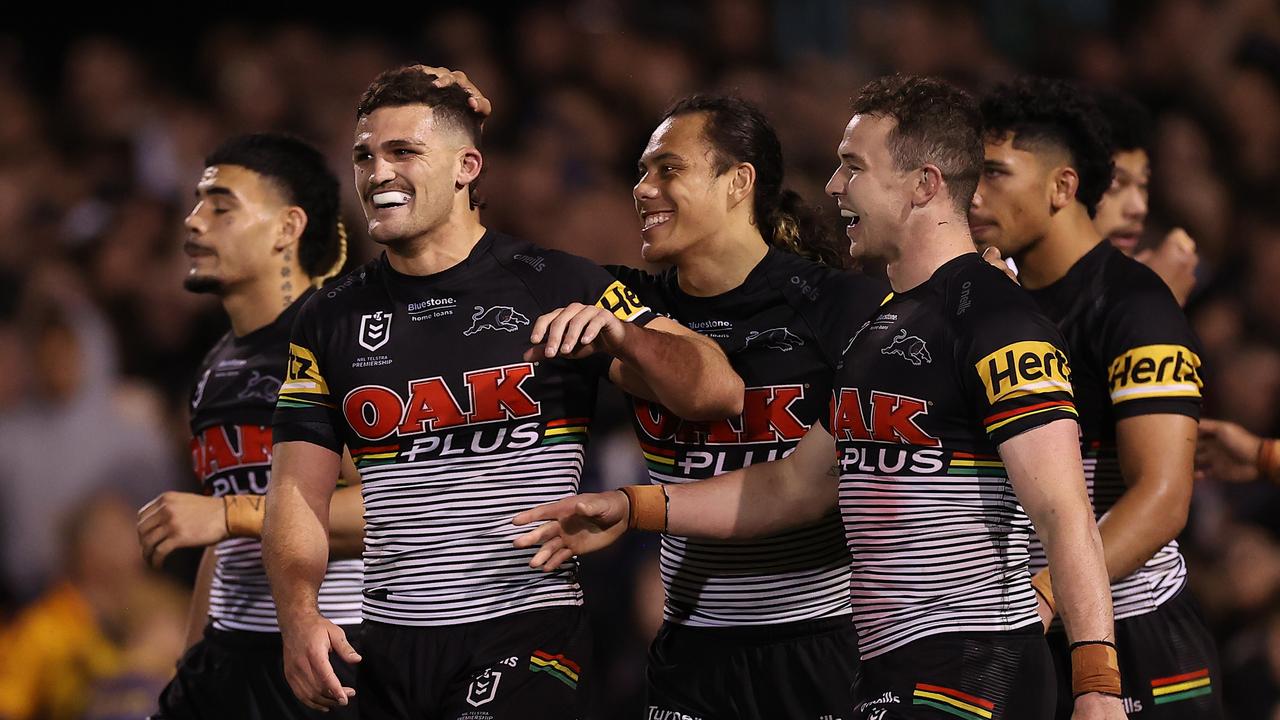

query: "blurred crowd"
xmin=1 ymin=0 xmax=1279 ymax=717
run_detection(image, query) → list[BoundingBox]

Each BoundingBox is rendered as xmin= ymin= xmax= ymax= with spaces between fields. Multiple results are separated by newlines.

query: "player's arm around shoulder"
xmin=512 ymin=423 xmax=839 ymax=569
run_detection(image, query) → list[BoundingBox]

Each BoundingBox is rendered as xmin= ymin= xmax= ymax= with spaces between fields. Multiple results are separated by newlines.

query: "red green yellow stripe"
xmin=1152 ymin=669 xmax=1211 ymax=705
xmin=529 ymin=650 xmax=579 ymax=689
xmin=912 ymin=683 xmax=993 ymax=720
xmin=983 ymin=400 xmax=1077 ymax=433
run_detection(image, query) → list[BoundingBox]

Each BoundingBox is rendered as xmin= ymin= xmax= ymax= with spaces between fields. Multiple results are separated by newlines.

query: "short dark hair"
xmin=206 ymin=133 xmax=347 ymax=283
xmin=357 ymin=66 xmax=484 ymax=209
xmin=1095 ymin=90 xmax=1153 ymax=155
xmin=851 ymin=75 xmax=984 ymax=214
xmin=661 ymin=94 xmax=845 ymax=268
xmin=981 ymin=78 xmax=1115 ymax=217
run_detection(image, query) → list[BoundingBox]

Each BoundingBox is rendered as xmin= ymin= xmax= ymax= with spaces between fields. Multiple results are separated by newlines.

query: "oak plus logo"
xmin=634 ymin=385 xmax=809 ymax=445
xmin=465 ymin=305 xmax=530 ymax=336
xmin=342 ymin=363 xmax=541 ymax=440
xmin=358 ymin=311 xmax=392 ymax=352
xmin=829 ymin=388 xmax=940 ymax=447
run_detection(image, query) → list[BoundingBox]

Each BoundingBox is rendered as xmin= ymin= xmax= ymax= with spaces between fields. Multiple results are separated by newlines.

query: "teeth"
xmin=840 ymin=209 xmax=860 ymax=226
xmin=372 ymin=191 xmax=411 ymax=208
xmin=642 ymin=212 xmax=673 ymax=231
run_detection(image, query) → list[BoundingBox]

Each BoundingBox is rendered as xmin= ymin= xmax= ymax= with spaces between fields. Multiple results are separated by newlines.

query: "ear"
xmin=1049 ymin=166 xmax=1079 ymax=212
xmin=455 ymin=147 xmax=483 ymax=192
xmin=911 ymin=164 xmax=944 ymax=207
xmin=275 ymin=206 xmax=308 ymax=252
xmin=727 ymin=162 xmax=756 ymax=208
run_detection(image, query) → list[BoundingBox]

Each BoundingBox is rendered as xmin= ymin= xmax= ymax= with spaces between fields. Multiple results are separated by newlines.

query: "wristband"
xmin=1031 ymin=568 xmax=1056 ymax=615
xmin=1069 ymin=640 xmax=1122 ymax=698
xmin=1257 ymin=438 xmax=1280 ymax=483
xmin=619 ymin=485 xmax=668 ymax=532
xmin=224 ymin=495 xmax=265 ymax=538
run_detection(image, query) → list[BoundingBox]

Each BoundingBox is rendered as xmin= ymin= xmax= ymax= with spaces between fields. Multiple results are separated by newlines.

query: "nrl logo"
xmin=359 ymin=311 xmax=392 ymax=352
xmin=466 ymin=669 xmax=502 ymax=707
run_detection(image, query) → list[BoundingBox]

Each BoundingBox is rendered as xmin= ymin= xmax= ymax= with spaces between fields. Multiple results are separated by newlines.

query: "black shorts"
xmin=854 ymin=624 xmax=1054 ymax=719
xmin=152 ymin=624 xmax=361 ymax=720
xmin=1045 ymin=588 xmax=1224 ymax=719
xmin=644 ymin=616 xmax=860 ymax=720
xmin=358 ymin=606 xmax=591 ymax=720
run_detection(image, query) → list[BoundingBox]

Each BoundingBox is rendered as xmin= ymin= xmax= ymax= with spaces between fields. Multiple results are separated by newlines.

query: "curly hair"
xmin=661 ymin=94 xmax=846 ymax=268
xmin=850 ymin=75 xmax=984 ymax=214
xmin=1095 ymin=90 xmax=1153 ymax=155
xmin=981 ymin=78 xmax=1115 ymax=217
xmin=206 ymin=133 xmax=347 ymax=285
xmin=358 ymin=66 xmax=485 ymax=210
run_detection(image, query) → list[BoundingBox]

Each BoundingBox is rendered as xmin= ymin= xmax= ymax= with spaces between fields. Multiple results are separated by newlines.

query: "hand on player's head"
xmin=414 ymin=65 xmax=493 ymax=121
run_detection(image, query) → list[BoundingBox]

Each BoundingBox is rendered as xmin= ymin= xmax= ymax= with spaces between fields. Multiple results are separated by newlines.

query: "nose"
xmin=633 ymin=174 xmax=658 ymax=203
xmin=369 ymin=155 xmax=396 ymax=190
xmin=970 ymin=189 xmax=984 ymax=210
xmin=184 ymin=203 xmax=205 ymax=234
xmin=824 ymin=167 xmax=843 ymax=197
xmin=1125 ymin=188 xmax=1148 ymax=221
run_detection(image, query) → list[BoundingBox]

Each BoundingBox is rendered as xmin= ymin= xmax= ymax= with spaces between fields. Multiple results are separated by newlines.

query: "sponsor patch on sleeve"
xmin=279 ymin=342 xmax=334 ymax=408
xmin=595 ymin=280 xmax=651 ymax=322
xmin=975 ymin=340 xmax=1074 ymax=405
xmin=1108 ymin=344 xmax=1202 ymax=404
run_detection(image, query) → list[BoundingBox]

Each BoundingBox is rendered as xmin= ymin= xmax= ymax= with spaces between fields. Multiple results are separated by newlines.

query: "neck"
xmin=1014 ymin=206 xmax=1101 ymax=290
xmin=884 ymin=214 xmax=977 ymax=293
xmin=385 ymin=209 xmax=486 ymax=276
xmin=223 ymin=270 xmax=304 ymax=337
xmin=675 ymin=222 xmax=770 ymax=297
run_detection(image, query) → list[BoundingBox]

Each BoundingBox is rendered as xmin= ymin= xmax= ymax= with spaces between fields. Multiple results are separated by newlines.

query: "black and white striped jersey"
xmin=190 ymin=291 xmax=362 ymax=633
xmin=273 ymin=232 xmax=655 ymax=626
xmin=612 ymin=250 xmax=886 ymax=627
xmin=821 ymin=253 xmax=1079 ymax=659
xmin=1025 ymin=242 xmax=1203 ymax=620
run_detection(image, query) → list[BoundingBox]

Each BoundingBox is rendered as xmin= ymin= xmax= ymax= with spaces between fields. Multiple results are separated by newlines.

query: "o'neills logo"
xmin=634 ymin=385 xmax=808 ymax=444
xmin=1108 ymin=344 xmax=1202 ymax=404
xmin=829 ymin=388 xmax=940 ymax=446
xmin=343 ymin=363 xmax=540 ymax=440
xmin=976 ymin=340 xmax=1072 ymax=405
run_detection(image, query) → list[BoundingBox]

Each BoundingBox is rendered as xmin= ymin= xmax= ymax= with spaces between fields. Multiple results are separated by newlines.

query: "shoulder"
xmin=948 ymin=255 xmax=1043 ymax=328
xmin=303 ymin=258 xmax=385 ymax=318
xmin=486 ymin=234 xmax=601 ymax=281
xmin=1097 ymin=247 xmax=1185 ymax=323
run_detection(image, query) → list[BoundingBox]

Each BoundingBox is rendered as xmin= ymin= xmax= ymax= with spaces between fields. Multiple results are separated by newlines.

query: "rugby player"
xmin=611 ymin=95 xmax=885 ymax=718
xmin=515 ymin=76 xmax=1126 ymax=719
xmin=970 ymin=77 xmax=1221 ymax=719
xmin=263 ymin=67 xmax=743 ymax=719
xmin=137 ymin=133 xmax=364 ymax=719
xmin=1092 ymin=92 xmax=1198 ymax=306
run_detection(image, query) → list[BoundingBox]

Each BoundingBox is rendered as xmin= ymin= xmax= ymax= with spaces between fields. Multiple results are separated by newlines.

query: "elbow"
xmin=672 ymin=376 xmax=744 ymax=421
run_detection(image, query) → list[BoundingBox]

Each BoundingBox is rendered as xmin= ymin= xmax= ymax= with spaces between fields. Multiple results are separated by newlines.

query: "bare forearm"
xmin=1038 ymin=511 xmax=1115 ymax=643
xmin=667 ymin=455 xmax=834 ymax=539
xmin=263 ymin=481 xmax=332 ymax=622
xmin=326 ymin=486 xmax=364 ymax=560
xmin=184 ymin=547 xmax=215 ymax=650
xmin=612 ymin=322 xmax=743 ymax=420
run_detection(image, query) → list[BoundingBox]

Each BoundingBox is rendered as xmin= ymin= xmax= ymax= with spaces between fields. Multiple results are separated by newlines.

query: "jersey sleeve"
xmin=1100 ymin=273 xmax=1203 ymax=421
xmin=272 ymin=297 xmax=344 ymax=453
xmin=957 ymin=265 xmax=1080 ymax=445
xmin=606 ymin=264 xmax=670 ymax=317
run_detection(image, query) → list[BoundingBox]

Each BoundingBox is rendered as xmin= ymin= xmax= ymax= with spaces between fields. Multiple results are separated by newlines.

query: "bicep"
xmin=1115 ymin=413 xmax=1197 ymax=492
xmin=998 ymin=418 xmax=1088 ymax=521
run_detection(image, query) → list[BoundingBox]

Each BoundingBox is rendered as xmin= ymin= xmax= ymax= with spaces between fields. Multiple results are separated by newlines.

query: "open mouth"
xmin=841 ymin=208 xmax=861 ymax=228
xmin=371 ymin=190 xmax=412 ymax=209
xmin=183 ymin=241 xmax=214 ymax=258
xmin=641 ymin=211 xmax=673 ymax=231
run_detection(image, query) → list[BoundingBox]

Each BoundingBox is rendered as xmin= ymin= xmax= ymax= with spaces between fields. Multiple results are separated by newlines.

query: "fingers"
xmin=422 ymin=67 xmax=492 ymax=117
xmin=150 ymin=537 xmax=178 ymax=569
xmin=544 ymin=547 xmax=576 ymax=572
xmin=530 ymin=535 xmax=565 ymax=569
xmin=512 ymin=501 xmax=566 ymax=527
xmin=309 ymin=645 xmax=351 ymax=708
xmin=512 ymin=519 xmax=563 ymax=549
xmin=1198 ymin=419 xmax=1223 ymax=437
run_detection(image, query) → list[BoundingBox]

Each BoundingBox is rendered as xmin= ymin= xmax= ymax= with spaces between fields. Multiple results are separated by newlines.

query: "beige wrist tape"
xmin=1070 ymin=641 xmax=1122 ymax=698
xmin=1031 ymin=568 xmax=1056 ymax=615
xmin=620 ymin=485 xmax=668 ymax=532
xmin=224 ymin=495 xmax=265 ymax=538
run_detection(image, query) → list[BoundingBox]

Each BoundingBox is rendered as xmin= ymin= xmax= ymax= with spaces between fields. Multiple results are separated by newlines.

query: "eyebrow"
xmin=839 ymin=151 xmax=868 ymax=166
xmin=639 ymin=151 xmax=684 ymax=168
xmin=983 ymin=158 xmax=1011 ymax=169
xmin=354 ymin=138 xmax=428 ymax=152
xmin=195 ymin=185 xmax=236 ymax=199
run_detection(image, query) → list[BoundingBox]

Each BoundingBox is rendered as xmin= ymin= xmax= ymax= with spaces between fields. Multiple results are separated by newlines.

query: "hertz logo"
xmin=595 ymin=280 xmax=649 ymax=322
xmin=976 ymin=341 xmax=1073 ymax=405
xmin=1108 ymin=344 xmax=1202 ymax=404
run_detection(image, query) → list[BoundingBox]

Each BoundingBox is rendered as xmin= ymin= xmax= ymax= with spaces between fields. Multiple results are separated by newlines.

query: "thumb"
xmin=981 ymin=246 xmax=1002 ymax=262
xmin=328 ymin=625 xmax=361 ymax=663
xmin=1198 ymin=419 xmax=1222 ymax=437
